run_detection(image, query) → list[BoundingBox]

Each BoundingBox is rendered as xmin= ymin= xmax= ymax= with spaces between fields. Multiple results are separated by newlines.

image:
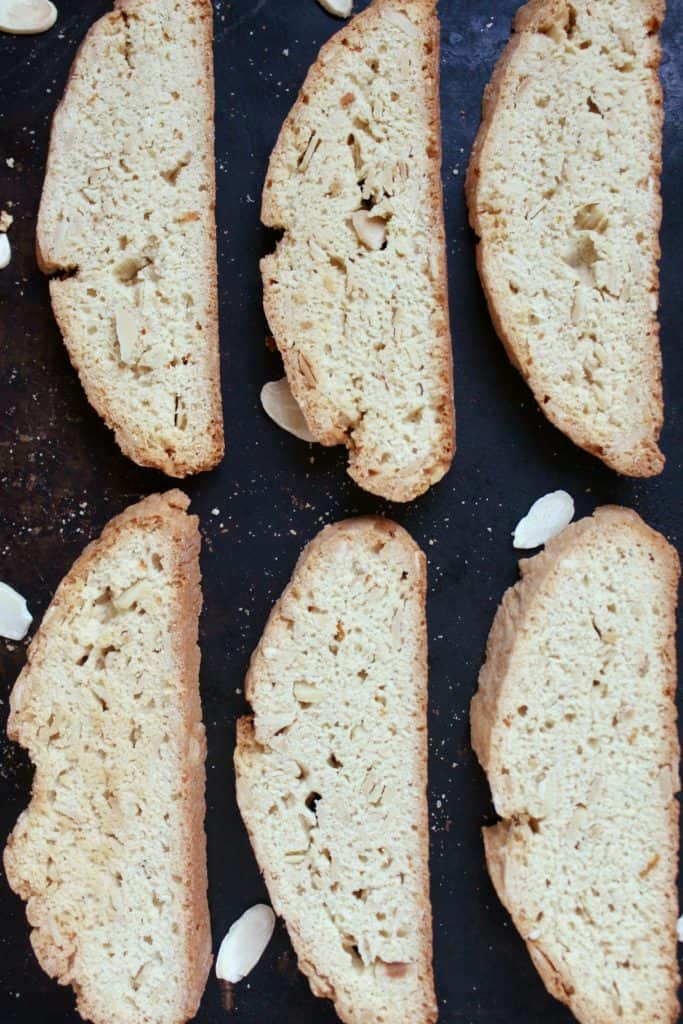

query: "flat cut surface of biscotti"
xmin=37 ymin=0 xmax=223 ymax=477
xmin=467 ymin=0 xmax=665 ymax=476
xmin=471 ymin=507 xmax=680 ymax=1024
xmin=261 ymin=0 xmax=455 ymax=502
xmin=235 ymin=518 xmax=437 ymax=1024
xmin=3 ymin=491 xmax=211 ymax=1024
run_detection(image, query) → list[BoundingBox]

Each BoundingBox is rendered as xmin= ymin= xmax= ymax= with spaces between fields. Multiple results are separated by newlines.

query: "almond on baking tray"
xmin=0 ymin=0 xmax=57 ymax=34
xmin=316 ymin=0 xmax=353 ymax=17
xmin=260 ymin=377 xmax=315 ymax=442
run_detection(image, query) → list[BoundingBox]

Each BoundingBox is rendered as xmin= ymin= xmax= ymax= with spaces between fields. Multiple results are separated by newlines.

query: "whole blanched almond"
xmin=317 ymin=0 xmax=352 ymax=17
xmin=0 ymin=233 xmax=10 ymax=269
xmin=261 ymin=377 xmax=315 ymax=442
xmin=513 ymin=490 xmax=575 ymax=549
xmin=215 ymin=904 xmax=276 ymax=985
xmin=0 ymin=0 xmax=57 ymax=34
xmin=0 ymin=582 xmax=32 ymax=640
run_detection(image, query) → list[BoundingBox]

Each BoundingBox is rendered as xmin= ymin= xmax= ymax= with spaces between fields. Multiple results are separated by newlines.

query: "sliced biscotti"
xmin=466 ymin=0 xmax=665 ymax=476
xmin=471 ymin=507 xmax=680 ymax=1024
xmin=235 ymin=518 xmax=437 ymax=1023
xmin=37 ymin=0 xmax=223 ymax=477
xmin=4 ymin=491 xmax=212 ymax=1024
xmin=261 ymin=0 xmax=455 ymax=501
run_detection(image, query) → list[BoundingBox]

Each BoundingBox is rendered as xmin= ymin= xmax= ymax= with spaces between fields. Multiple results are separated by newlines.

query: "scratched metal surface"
xmin=0 ymin=1 xmax=681 ymax=1021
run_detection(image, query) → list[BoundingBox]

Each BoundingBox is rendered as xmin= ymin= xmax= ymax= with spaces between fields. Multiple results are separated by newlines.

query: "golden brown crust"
xmin=471 ymin=506 xmax=681 ymax=1024
xmin=261 ymin=0 xmax=455 ymax=502
xmin=4 ymin=490 xmax=212 ymax=1024
xmin=465 ymin=0 xmax=665 ymax=477
xmin=236 ymin=517 xmax=436 ymax=1023
xmin=36 ymin=0 xmax=223 ymax=478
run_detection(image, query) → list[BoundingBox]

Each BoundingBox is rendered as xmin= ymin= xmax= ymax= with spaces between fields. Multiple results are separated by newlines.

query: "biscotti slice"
xmin=466 ymin=0 xmax=665 ymax=476
xmin=471 ymin=507 xmax=680 ymax=1023
xmin=36 ymin=0 xmax=223 ymax=477
xmin=235 ymin=518 xmax=437 ymax=1023
xmin=4 ymin=491 xmax=211 ymax=1024
xmin=261 ymin=0 xmax=455 ymax=501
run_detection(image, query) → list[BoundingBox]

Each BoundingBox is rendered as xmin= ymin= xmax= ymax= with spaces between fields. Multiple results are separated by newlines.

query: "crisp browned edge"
xmin=3 ymin=490 xmax=212 ymax=1024
xmin=260 ymin=0 xmax=455 ymax=503
xmin=234 ymin=517 xmax=438 ymax=1024
xmin=35 ymin=0 xmax=224 ymax=479
xmin=464 ymin=0 xmax=666 ymax=478
xmin=470 ymin=506 xmax=681 ymax=1024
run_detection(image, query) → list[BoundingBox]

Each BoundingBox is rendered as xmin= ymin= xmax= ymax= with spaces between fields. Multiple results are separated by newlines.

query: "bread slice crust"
xmin=36 ymin=0 xmax=223 ymax=477
xmin=4 ymin=490 xmax=212 ymax=1024
xmin=261 ymin=0 xmax=455 ymax=502
xmin=466 ymin=0 xmax=666 ymax=476
xmin=235 ymin=518 xmax=437 ymax=1023
xmin=471 ymin=506 xmax=680 ymax=1024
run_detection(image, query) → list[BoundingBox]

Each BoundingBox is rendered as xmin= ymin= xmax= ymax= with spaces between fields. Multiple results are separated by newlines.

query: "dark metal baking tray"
xmin=1 ymin=1 xmax=681 ymax=1020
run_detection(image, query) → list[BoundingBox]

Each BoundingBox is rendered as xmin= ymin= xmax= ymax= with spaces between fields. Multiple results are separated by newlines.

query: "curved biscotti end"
xmin=526 ymin=369 xmax=665 ymax=478
xmin=260 ymin=0 xmax=455 ymax=500
xmin=471 ymin=506 xmax=680 ymax=1024
xmin=347 ymin=423 xmax=455 ymax=502
xmin=244 ymin=515 xmax=427 ymax=707
xmin=597 ymin=429 xmax=664 ymax=477
xmin=236 ymin=516 xmax=436 ymax=1024
xmin=37 ymin=0 xmax=223 ymax=477
xmin=466 ymin=0 xmax=665 ymax=477
xmin=4 ymin=490 xmax=211 ymax=1024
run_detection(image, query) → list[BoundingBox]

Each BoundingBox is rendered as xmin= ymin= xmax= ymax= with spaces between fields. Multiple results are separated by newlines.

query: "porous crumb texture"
xmin=235 ymin=518 xmax=437 ymax=1024
xmin=261 ymin=0 xmax=455 ymax=502
xmin=36 ymin=0 xmax=223 ymax=477
xmin=3 ymin=491 xmax=212 ymax=1024
xmin=466 ymin=0 xmax=665 ymax=476
xmin=471 ymin=507 xmax=680 ymax=1024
